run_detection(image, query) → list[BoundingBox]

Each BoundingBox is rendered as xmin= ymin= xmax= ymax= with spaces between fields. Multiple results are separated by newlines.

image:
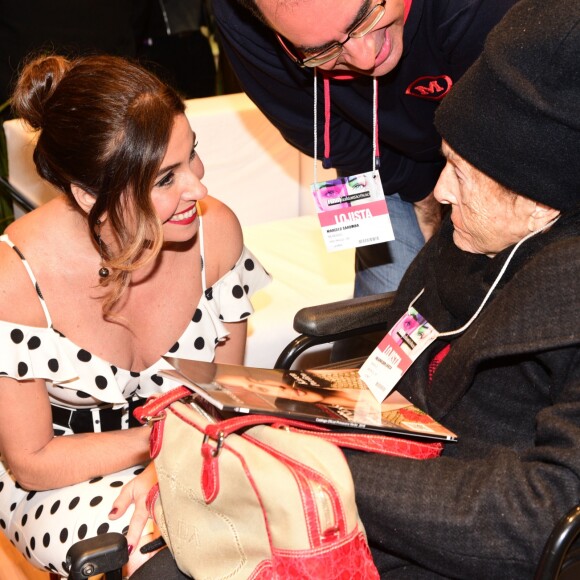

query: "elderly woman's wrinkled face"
xmin=434 ymin=142 xmax=542 ymax=257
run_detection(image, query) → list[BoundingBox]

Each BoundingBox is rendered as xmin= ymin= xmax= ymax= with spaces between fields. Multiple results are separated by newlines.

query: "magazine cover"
xmin=161 ymin=358 xmax=457 ymax=442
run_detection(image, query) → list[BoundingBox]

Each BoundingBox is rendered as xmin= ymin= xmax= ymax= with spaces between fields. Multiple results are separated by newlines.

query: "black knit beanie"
xmin=434 ymin=0 xmax=580 ymax=211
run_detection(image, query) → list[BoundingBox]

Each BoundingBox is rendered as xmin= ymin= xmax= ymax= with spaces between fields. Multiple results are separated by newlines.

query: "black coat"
xmin=347 ymin=211 xmax=580 ymax=579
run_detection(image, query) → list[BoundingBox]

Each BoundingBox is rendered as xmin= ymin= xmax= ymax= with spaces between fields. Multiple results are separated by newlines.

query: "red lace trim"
xmin=428 ymin=343 xmax=451 ymax=385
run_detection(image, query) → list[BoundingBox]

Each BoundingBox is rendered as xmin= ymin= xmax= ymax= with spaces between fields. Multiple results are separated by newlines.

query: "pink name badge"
xmin=311 ymin=171 xmax=394 ymax=252
xmin=359 ymin=307 xmax=439 ymax=402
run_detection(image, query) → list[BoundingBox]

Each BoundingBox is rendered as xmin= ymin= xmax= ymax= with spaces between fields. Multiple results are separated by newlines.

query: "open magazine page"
xmin=161 ymin=358 xmax=457 ymax=442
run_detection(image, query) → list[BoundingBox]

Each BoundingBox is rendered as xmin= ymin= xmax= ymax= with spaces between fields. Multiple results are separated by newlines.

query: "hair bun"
xmin=11 ymin=55 xmax=71 ymax=130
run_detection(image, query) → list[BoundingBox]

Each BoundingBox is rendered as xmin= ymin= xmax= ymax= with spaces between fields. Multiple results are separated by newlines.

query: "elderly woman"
xmin=344 ymin=0 xmax=580 ymax=578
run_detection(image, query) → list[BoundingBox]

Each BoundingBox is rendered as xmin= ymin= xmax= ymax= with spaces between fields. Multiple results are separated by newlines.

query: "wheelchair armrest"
xmin=275 ymin=292 xmax=395 ymax=369
xmin=293 ymin=291 xmax=395 ymax=337
xmin=66 ymin=532 xmax=128 ymax=580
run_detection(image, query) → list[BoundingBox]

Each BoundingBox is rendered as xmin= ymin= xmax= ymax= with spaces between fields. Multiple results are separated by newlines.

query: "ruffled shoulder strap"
xmin=164 ymin=246 xmax=272 ymax=363
xmin=0 ymin=234 xmax=52 ymax=326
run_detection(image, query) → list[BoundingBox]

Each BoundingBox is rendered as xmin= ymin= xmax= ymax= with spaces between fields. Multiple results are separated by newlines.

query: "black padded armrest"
xmin=293 ymin=291 xmax=395 ymax=337
xmin=276 ymin=292 xmax=396 ymax=369
xmin=66 ymin=532 xmax=127 ymax=580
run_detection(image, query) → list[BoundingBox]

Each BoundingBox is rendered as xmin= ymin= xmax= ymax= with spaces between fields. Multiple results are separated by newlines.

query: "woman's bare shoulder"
xmin=0 ymin=237 xmax=48 ymax=326
xmin=199 ymin=197 xmax=244 ymax=279
xmin=199 ymin=196 xmax=242 ymax=232
xmin=0 ymin=207 xmax=65 ymax=326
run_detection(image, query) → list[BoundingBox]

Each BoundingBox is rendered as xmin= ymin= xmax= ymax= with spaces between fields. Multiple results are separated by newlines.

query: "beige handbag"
xmin=136 ymin=386 xmax=380 ymax=579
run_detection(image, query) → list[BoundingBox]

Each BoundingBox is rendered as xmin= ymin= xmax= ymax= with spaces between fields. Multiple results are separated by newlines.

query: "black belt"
xmin=51 ymin=398 xmax=143 ymax=433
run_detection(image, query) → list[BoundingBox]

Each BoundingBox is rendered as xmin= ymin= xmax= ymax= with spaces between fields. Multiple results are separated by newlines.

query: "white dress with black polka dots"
xmin=0 ymin=218 xmax=271 ymax=576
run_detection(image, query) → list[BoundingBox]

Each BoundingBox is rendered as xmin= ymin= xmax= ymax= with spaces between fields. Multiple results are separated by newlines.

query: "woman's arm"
xmin=214 ymin=320 xmax=248 ymax=365
xmin=199 ymin=196 xmax=248 ymax=365
xmin=0 ymin=375 xmax=150 ymax=490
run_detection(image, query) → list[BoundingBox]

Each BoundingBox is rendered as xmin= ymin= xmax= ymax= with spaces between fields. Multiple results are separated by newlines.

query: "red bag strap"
xmin=134 ymin=385 xmax=443 ymax=460
xmin=245 ymin=434 xmax=349 ymax=545
xmin=204 ymin=411 xmax=443 ymax=459
xmin=133 ymin=385 xmax=193 ymax=424
xmin=204 ymin=413 xmax=329 ymax=439
xmin=133 ymin=386 xmax=332 ymax=434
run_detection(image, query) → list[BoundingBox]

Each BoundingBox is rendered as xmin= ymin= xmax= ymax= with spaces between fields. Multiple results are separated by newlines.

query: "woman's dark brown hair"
xmin=11 ymin=54 xmax=185 ymax=318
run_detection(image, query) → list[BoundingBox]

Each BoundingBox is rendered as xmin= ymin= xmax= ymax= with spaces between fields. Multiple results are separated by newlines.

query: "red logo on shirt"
xmin=405 ymin=75 xmax=453 ymax=100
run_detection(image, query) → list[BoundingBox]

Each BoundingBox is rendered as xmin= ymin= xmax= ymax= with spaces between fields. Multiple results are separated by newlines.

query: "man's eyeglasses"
xmin=275 ymin=0 xmax=387 ymax=68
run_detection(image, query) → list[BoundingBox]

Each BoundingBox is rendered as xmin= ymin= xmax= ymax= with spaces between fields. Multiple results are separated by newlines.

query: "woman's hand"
xmin=108 ymin=461 xmax=158 ymax=553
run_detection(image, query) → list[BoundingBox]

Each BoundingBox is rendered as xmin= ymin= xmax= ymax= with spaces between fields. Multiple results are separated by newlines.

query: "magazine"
xmin=161 ymin=358 xmax=457 ymax=442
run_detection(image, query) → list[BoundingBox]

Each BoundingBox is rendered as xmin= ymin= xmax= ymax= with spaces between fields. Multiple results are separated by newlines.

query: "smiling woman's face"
xmin=259 ymin=0 xmax=406 ymax=75
xmin=433 ymin=141 xmax=555 ymax=257
xmin=150 ymin=114 xmax=208 ymax=243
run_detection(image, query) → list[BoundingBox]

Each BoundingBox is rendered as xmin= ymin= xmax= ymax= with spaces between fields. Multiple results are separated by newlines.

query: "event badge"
xmin=359 ymin=307 xmax=439 ymax=403
xmin=311 ymin=171 xmax=394 ymax=252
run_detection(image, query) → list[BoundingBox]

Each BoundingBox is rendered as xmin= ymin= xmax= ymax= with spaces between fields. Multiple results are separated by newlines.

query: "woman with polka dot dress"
xmin=0 ymin=54 xmax=271 ymax=577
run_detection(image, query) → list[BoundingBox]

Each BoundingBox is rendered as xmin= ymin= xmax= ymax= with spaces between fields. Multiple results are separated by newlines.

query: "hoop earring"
xmin=96 ymin=219 xmax=110 ymax=279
